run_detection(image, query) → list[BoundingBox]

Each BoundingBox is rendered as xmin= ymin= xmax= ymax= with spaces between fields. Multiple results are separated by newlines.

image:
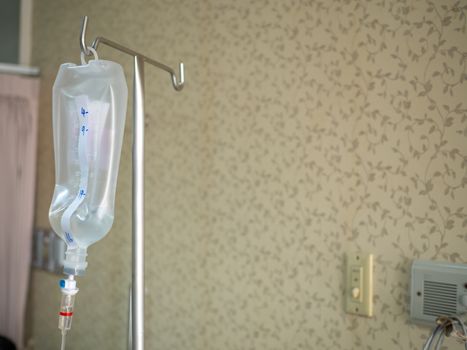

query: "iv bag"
xmin=49 ymin=59 xmax=128 ymax=275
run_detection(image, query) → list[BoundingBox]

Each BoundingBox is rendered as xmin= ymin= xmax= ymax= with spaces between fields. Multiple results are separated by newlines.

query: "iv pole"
xmin=79 ymin=16 xmax=185 ymax=350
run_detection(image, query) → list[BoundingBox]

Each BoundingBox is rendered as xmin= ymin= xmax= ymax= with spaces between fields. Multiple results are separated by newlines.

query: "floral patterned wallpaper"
xmin=29 ymin=0 xmax=467 ymax=349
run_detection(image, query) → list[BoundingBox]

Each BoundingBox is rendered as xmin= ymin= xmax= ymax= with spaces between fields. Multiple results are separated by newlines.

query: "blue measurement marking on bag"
xmin=65 ymin=232 xmax=74 ymax=244
xmin=60 ymin=95 xmax=91 ymax=249
xmin=81 ymin=107 xmax=88 ymax=117
xmin=81 ymin=125 xmax=88 ymax=135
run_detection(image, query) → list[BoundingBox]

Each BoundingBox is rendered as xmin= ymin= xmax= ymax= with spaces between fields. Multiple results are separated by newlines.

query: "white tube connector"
xmin=63 ymin=248 xmax=88 ymax=276
xmin=58 ymin=275 xmax=79 ymax=333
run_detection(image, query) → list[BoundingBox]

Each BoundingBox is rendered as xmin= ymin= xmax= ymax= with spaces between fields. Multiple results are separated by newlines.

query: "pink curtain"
xmin=0 ymin=73 xmax=39 ymax=349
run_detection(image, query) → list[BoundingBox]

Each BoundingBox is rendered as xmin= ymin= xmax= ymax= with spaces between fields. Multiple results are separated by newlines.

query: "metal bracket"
xmin=80 ymin=16 xmax=184 ymax=91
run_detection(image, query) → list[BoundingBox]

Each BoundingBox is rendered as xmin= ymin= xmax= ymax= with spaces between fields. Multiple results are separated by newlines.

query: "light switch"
xmin=345 ymin=253 xmax=373 ymax=317
xmin=351 ymin=287 xmax=360 ymax=299
xmin=350 ymin=266 xmax=363 ymax=302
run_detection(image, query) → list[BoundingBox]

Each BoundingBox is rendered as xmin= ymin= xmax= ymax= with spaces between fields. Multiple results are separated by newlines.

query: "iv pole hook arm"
xmin=80 ymin=16 xmax=184 ymax=91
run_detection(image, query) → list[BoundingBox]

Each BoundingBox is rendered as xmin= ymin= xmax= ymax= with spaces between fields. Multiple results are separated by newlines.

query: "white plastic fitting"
xmin=58 ymin=275 xmax=79 ymax=332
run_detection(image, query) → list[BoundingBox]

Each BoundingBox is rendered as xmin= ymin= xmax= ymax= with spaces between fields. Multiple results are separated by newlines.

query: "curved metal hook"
xmin=170 ymin=62 xmax=184 ymax=91
xmin=80 ymin=16 xmax=91 ymax=56
xmin=79 ymin=16 xmax=184 ymax=91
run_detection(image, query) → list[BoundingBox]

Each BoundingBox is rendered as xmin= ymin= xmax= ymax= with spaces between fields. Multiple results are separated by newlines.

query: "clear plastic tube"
xmin=58 ymin=291 xmax=76 ymax=331
xmin=60 ymin=330 xmax=67 ymax=350
xmin=57 ymin=275 xmax=78 ymax=350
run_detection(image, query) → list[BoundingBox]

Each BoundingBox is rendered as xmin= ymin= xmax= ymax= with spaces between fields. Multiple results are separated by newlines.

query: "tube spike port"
xmin=58 ymin=275 xmax=79 ymax=332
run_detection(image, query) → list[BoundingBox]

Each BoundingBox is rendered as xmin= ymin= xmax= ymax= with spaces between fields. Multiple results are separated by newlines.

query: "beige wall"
xmin=28 ymin=0 xmax=467 ymax=349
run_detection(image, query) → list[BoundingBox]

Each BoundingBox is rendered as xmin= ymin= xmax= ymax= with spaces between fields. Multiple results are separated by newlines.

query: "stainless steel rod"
xmin=128 ymin=285 xmax=132 ymax=350
xmin=132 ymin=55 xmax=145 ymax=350
xmin=79 ymin=16 xmax=184 ymax=350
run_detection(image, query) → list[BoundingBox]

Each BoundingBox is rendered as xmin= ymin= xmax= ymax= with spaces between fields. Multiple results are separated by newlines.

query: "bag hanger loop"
xmin=80 ymin=46 xmax=99 ymax=65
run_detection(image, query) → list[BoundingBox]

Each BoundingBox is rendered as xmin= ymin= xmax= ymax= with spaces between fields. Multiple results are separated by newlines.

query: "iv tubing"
xmin=60 ymin=330 xmax=66 ymax=350
xmin=58 ymin=274 xmax=78 ymax=350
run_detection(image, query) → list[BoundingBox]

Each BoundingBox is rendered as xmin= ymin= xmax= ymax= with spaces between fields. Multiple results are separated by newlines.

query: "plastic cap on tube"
xmin=63 ymin=248 xmax=88 ymax=276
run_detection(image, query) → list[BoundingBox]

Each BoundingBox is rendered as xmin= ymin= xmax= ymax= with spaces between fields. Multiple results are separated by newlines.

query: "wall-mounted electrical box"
xmin=345 ymin=253 xmax=373 ymax=317
xmin=32 ymin=228 xmax=65 ymax=274
xmin=410 ymin=260 xmax=467 ymax=325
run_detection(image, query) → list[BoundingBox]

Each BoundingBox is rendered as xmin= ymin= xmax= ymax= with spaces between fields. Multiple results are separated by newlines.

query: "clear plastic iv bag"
xmin=49 ymin=59 xmax=127 ymax=275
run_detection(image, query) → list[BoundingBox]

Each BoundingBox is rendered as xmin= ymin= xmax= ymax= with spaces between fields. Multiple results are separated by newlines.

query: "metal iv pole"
xmin=79 ymin=16 xmax=185 ymax=350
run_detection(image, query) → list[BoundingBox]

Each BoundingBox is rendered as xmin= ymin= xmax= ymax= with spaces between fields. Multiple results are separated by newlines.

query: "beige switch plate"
xmin=345 ymin=253 xmax=373 ymax=317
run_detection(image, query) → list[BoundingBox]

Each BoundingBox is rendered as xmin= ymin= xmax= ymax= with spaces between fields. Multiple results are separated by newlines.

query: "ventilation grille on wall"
xmin=410 ymin=260 xmax=467 ymax=326
xmin=423 ymin=281 xmax=457 ymax=317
